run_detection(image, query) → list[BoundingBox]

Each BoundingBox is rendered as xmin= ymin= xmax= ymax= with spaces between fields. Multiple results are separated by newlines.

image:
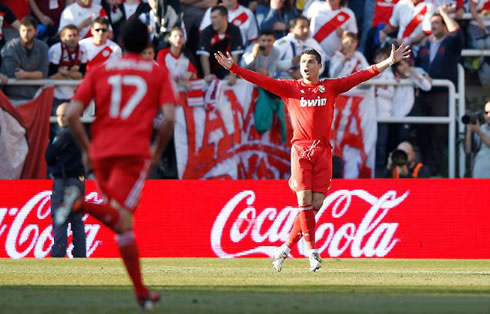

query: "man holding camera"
xmin=383 ymin=141 xmax=431 ymax=178
xmin=241 ymin=29 xmax=281 ymax=76
xmin=464 ymin=101 xmax=490 ymax=178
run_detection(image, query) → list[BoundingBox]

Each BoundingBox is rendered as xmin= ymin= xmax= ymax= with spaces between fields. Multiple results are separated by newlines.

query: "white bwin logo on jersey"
xmin=300 ymin=96 xmax=327 ymax=107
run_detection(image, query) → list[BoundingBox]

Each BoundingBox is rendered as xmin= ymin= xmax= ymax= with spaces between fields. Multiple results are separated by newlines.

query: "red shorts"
xmin=91 ymin=156 xmax=151 ymax=211
xmin=288 ymin=140 xmax=332 ymax=194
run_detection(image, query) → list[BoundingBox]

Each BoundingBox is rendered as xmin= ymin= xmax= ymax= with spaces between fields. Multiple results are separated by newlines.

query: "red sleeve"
xmin=329 ymin=65 xmax=380 ymax=95
xmin=159 ymin=66 xmax=178 ymax=106
xmin=229 ymin=63 xmax=296 ymax=98
xmin=72 ymin=69 xmax=95 ymax=109
xmin=156 ymin=50 xmax=166 ymax=67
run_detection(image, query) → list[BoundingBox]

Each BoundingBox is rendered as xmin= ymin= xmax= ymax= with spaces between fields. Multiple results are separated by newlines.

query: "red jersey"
xmin=230 ymin=63 xmax=379 ymax=145
xmin=73 ymin=53 xmax=177 ymax=160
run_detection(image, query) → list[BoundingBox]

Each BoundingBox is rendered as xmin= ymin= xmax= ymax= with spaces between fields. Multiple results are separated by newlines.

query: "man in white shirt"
xmin=58 ymin=0 xmax=108 ymax=39
xmin=199 ymin=0 xmax=258 ymax=46
xmin=274 ymin=16 xmax=326 ymax=79
xmin=303 ymin=0 xmax=357 ymax=62
xmin=379 ymin=0 xmax=435 ymax=46
xmin=79 ymin=17 xmax=121 ymax=72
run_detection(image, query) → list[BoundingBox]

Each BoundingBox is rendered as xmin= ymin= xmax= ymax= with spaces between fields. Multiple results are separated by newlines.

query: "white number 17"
xmin=108 ymin=75 xmax=147 ymax=119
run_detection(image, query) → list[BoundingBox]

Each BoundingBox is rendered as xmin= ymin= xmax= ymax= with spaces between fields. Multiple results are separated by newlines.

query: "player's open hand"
xmin=391 ymin=42 xmax=411 ymax=64
xmin=214 ymin=51 xmax=233 ymax=70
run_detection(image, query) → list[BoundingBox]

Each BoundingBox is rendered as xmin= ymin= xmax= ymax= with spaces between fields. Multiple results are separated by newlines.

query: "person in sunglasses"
xmin=79 ymin=17 xmax=121 ymax=72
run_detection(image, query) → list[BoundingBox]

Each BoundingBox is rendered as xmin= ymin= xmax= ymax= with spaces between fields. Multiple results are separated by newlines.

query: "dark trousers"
xmin=410 ymin=92 xmax=449 ymax=176
xmin=51 ymin=177 xmax=87 ymax=258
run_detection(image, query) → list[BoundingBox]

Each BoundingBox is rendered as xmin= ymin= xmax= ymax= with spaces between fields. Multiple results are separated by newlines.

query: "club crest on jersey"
xmin=319 ymin=86 xmax=325 ymax=93
xmin=300 ymin=89 xmax=305 ymax=94
xmin=300 ymin=96 xmax=327 ymax=107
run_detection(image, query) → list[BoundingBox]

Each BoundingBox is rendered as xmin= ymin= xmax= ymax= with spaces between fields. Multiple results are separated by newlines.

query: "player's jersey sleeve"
xmin=328 ymin=65 xmax=380 ymax=95
xmin=158 ymin=65 xmax=178 ymax=107
xmin=229 ymin=63 xmax=296 ymax=98
xmin=72 ymin=69 xmax=95 ymax=109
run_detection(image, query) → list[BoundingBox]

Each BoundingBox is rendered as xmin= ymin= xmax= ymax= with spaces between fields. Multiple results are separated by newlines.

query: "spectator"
xmin=468 ymin=0 xmax=490 ymax=85
xmin=329 ymin=32 xmax=369 ymax=79
xmin=379 ymin=0 xmax=435 ymax=47
xmin=58 ymin=0 xmax=108 ymax=39
xmin=361 ymin=0 xmax=400 ymax=63
xmin=142 ymin=42 xmax=156 ymax=61
xmin=199 ymin=0 xmax=259 ymax=46
xmin=303 ymin=0 xmax=358 ymax=68
xmin=241 ymin=29 xmax=281 ymax=76
xmin=144 ymin=0 xmax=185 ymax=48
xmin=0 ymin=3 xmax=20 ymax=57
xmin=465 ymin=100 xmax=490 ymax=178
xmin=273 ymin=16 xmax=326 ymax=79
xmin=28 ymin=0 xmax=67 ymax=42
xmin=157 ymin=26 xmax=197 ymax=91
xmin=79 ymin=17 xmax=121 ymax=72
xmin=46 ymin=102 xmax=87 ymax=258
xmin=197 ymin=6 xmax=244 ymax=83
xmin=392 ymin=58 xmax=432 ymax=117
xmin=372 ymin=46 xmax=395 ymax=174
xmin=256 ymin=0 xmax=298 ymax=39
xmin=0 ymin=16 xmax=48 ymax=102
xmin=105 ymin=0 xmax=151 ymax=43
xmin=383 ymin=141 xmax=431 ymax=178
xmin=181 ymin=0 xmax=216 ymax=61
xmin=414 ymin=5 xmax=462 ymax=176
xmin=0 ymin=0 xmax=29 ymax=22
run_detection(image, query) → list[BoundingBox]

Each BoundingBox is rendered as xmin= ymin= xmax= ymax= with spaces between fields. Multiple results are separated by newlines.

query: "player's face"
xmin=341 ymin=37 xmax=358 ymax=54
xmin=92 ymin=22 xmax=109 ymax=42
xmin=292 ymin=19 xmax=310 ymax=41
xmin=485 ymin=102 xmax=490 ymax=125
xmin=169 ymin=30 xmax=185 ymax=49
xmin=211 ymin=11 xmax=227 ymax=31
xmin=19 ymin=25 xmax=37 ymax=45
xmin=61 ymin=29 xmax=80 ymax=49
xmin=300 ymin=54 xmax=321 ymax=81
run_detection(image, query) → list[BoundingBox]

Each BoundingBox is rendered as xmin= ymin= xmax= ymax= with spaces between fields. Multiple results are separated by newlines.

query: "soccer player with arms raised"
xmin=215 ymin=43 xmax=410 ymax=272
xmin=56 ymin=19 xmax=177 ymax=310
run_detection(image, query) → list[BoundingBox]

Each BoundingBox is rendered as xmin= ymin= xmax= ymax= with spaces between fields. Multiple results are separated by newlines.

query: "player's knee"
xmin=110 ymin=199 xmax=134 ymax=233
xmin=296 ymin=190 xmax=313 ymax=207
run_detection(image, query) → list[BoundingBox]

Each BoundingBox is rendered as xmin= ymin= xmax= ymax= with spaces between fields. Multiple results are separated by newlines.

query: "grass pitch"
xmin=0 ymin=258 xmax=489 ymax=313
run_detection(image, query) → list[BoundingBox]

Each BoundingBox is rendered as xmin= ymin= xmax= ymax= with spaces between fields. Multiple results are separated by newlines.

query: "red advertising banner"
xmin=0 ymin=179 xmax=489 ymax=259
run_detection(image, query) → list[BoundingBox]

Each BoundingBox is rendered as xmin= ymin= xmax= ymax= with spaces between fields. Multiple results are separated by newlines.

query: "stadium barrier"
xmin=5 ymin=73 xmax=463 ymax=178
xmin=0 ymin=179 xmax=488 ymax=259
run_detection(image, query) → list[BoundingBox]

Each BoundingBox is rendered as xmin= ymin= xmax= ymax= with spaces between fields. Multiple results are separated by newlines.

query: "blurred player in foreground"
xmin=215 ymin=43 xmax=410 ymax=272
xmin=56 ymin=19 xmax=177 ymax=310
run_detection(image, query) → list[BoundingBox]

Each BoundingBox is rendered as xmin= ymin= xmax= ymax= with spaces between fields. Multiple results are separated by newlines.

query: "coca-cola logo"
xmin=0 ymin=191 xmax=104 ymax=259
xmin=211 ymin=189 xmax=409 ymax=258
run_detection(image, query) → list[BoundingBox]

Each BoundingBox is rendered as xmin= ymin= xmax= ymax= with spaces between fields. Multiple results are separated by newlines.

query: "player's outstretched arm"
xmin=214 ymin=51 xmax=295 ymax=98
xmin=333 ymin=43 xmax=411 ymax=95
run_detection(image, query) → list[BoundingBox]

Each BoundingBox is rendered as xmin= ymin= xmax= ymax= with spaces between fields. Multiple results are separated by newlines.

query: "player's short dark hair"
xmin=431 ymin=13 xmax=447 ymax=27
xmin=120 ymin=19 xmax=149 ymax=54
xmin=300 ymin=48 xmax=322 ymax=64
xmin=20 ymin=16 xmax=38 ymax=29
xmin=60 ymin=24 xmax=79 ymax=36
xmin=289 ymin=16 xmax=309 ymax=29
xmin=259 ymin=29 xmax=275 ymax=38
xmin=92 ymin=16 xmax=110 ymax=27
xmin=211 ymin=5 xmax=228 ymax=17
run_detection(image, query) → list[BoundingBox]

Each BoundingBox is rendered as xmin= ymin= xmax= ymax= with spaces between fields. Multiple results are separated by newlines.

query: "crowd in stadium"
xmin=0 ymin=0 xmax=489 ymax=179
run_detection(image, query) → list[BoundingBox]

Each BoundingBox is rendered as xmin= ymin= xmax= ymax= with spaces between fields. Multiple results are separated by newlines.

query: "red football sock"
xmin=81 ymin=201 xmax=120 ymax=231
xmin=299 ymin=206 xmax=316 ymax=250
xmin=285 ymin=215 xmax=302 ymax=248
xmin=116 ymin=231 xmax=149 ymax=298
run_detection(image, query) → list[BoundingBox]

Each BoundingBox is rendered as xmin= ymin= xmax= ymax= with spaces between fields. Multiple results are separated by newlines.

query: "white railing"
xmin=359 ymin=78 xmax=457 ymax=178
xmin=5 ymin=74 xmax=464 ymax=178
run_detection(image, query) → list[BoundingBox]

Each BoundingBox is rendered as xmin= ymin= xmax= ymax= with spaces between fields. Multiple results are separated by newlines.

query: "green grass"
xmin=0 ymin=258 xmax=489 ymax=313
